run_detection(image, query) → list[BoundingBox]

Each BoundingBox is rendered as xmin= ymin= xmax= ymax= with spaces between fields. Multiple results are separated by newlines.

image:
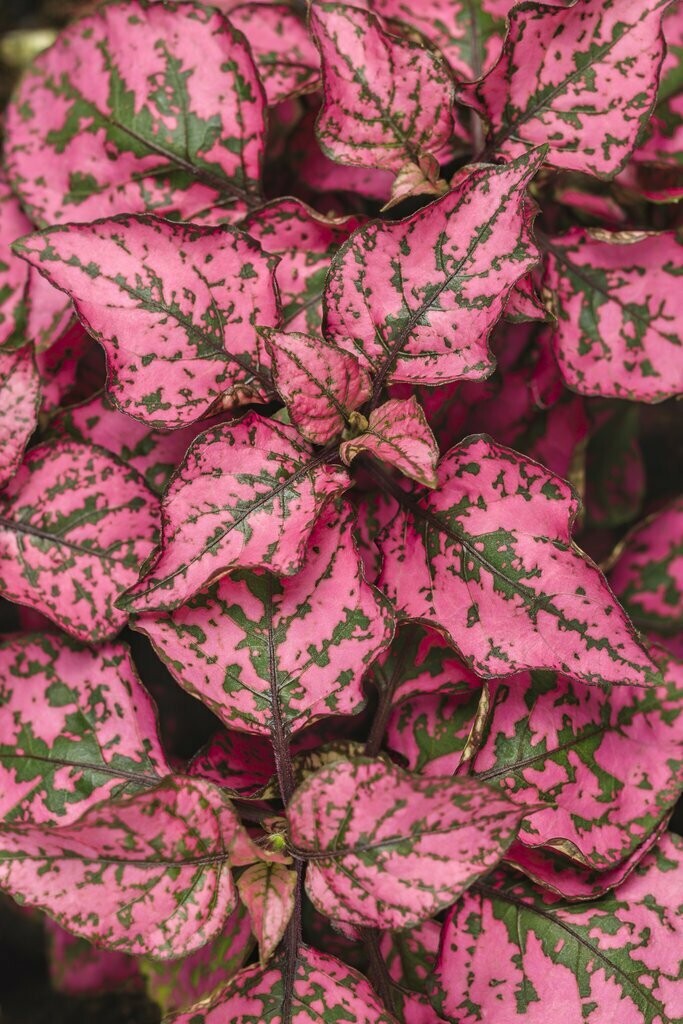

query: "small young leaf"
xmin=228 ymin=3 xmax=319 ymax=104
xmin=378 ymin=435 xmax=657 ymax=684
xmin=0 ymin=633 xmax=170 ymax=826
xmin=237 ymin=861 xmax=297 ymax=963
xmin=288 ymin=757 xmax=527 ymax=929
xmin=0 ymin=346 xmax=41 ymax=490
xmin=15 ymin=215 xmax=279 ymax=428
xmin=340 ymin=396 xmax=439 ymax=488
xmin=0 ymin=441 xmax=159 ymax=642
xmin=325 ymin=151 xmax=545 ymax=389
xmin=133 ymin=502 xmax=393 ymax=735
xmin=545 ymin=229 xmax=683 ymax=402
xmin=0 ymin=172 xmax=31 ymax=348
xmin=467 ymin=0 xmax=673 ymax=178
xmin=0 ymin=777 xmax=261 ymax=958
xmin=263 ymin=329 xmax=371 ymax=445
xmin=4 ymin=0 xmax=266 ymax=225
xmin=124 ymin=413 xmax=350 ymax=612
xmin=310 ymin=1 xmax=454 ymax=175
xmin=432 ymin=834 xmax=683 ymax=1024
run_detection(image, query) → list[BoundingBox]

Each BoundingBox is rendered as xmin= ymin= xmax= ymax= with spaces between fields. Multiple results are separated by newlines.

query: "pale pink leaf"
xmin=124 ymin=413 xmax=350 ymax=613
xmin=237 ymin=861 xmax=297 ymax=963
xmin=228 ymin=3 xmax=319 ymax=104
xmin=133 ymin=502 xmax=393 ymax=734
xmin=25 ymin=268 xmax=73 ymax=354
xmin=14 ymin=216 xmax=279 ymax=428
xmin=4 ymin=0 xmax=266 ymax=225
xmin=189 ymin=730 xmax=276 ymax=797
xmin=354 ymin=490 xmax=400 ymax=583
xmin=325 ymin=151 xmax=545 ymax=388
xmin=433 ymin=834 xmax=683 ymax=1024
xmin=262 ymin=329 xmax=371 ymax=445
xmin=0 ymin=172 xmax=31 ymax=349
xmin=467 ymin=0 xmax=672 ymax=178
xmin=46 ymin=920 xmax=141 ymax=996
xmin=0 ymin=346 xmax=40 ymax=490
xmin=291 ymin=110 xmax=395 ymax=202
xmin=0 ymin=633 xmax=170 ymax=826
xmin=378 ymin=435 xmax=657 ymax=684
xmin=340 ymin=397 xmax=439 ymax=488
xmin=288 ymin=757 xmax=527 ymax=929
xmin=310 ymin=1 xmax=454 ymax=174
xmin=0 ymin=441 xmax=158 ymax=642
xmin=545 ymin=229 xmax=683 ymax=402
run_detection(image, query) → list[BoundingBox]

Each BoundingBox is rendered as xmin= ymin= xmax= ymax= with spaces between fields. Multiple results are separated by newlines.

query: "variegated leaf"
xmin=310 ymin=1 xmax=454 ymax=177
xmin=432 ymin=834 xmax=683 ymax=1024
xmin=242 ymin=199 xmax=359 ymax=335
xmin=46 ymin=920 xmax=141 ymax=996
xmin=608 ymin=499 xmax=683 ymax=634
xmin=228 ymin=3 xmax=319 ymax=104
xmin=133 ymin=502 xmax=393 ymax=736
xmin=4 ymin=0 xmax=266 ymax=225
xmin=262 ymin=329 xmax=371 ymax=445
xmin=467 ymin=0 xmax=673 ymax=178
xmin=15 ymin=215 xmax=279 ymax=427
xmin=325 ymin=151 xmax=545 ymax=389
xmin=292 ymin=109 xmax=395 ymax=202
xmin=0 ymin=778 xmax=262 ymax=958
xmin=370 ymin=623 xmax=482 ymax=707
xmin=0 ymin=633 xmax=170 ymax=825
xmin=0 ymin=172 xmax=31 ymax=349
xmin=189 ymin=729 xmax=276 ymax=797
xmin=340 ymin=397 xmax=439 ymax=488
xmin=378 ymin=435 xmax=658 ymax=684
xmin=288 ymin=757 xmax=527 ymax=929
xmin=0 ymin=346 xmax=40 ymax=490
xmin=386 ymin=685 xmax=486 ymax=776
xmin=381 ymin=920 xmax=448 ymax=1024
xmin=237 ymin=861 xmax=297 ymax=963
xmin=167 ymin=945 xmax=399 ymax=1023
xmin=25 ymin=268 xmax=73 ymax=354
xmin=545 ymin=229 xmax=683 ymax=402
xmin=0 ymin=441 xmax=158 ymax=642
xmin=124 ymin=413 xmax=350 ymax=612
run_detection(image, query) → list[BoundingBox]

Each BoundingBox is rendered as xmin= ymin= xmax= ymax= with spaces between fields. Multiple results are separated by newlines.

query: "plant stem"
xmin=280 ymin=860 xmax=305 ymax=1024
xmin=361 ymin=927 xmax=399 ymax=1018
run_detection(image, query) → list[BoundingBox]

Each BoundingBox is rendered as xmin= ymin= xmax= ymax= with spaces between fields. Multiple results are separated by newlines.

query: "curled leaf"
xmin=340 ymin=396 xmax=439 ymax=488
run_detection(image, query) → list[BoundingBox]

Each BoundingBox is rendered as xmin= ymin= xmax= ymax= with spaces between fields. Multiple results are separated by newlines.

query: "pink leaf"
xmin=0 ymin=441 xmax=158 ymax=642
xmin=433 ymin=834 xmax=683 ymax=1024
xmin=545 ymin=229 xmax=683 ymax=402
xmin=608 ymin=498 xmax=683 ymax=634
xmin=291 ymin=110 xmax=395 ymax=202
xmin=0 ymin=346 xmax=41 ymax=490
xmin=14 ymin=216 xmax=279 ymax=428
xmin=189 ymin=730 xmax=276 ymax=797
xmin=36 ymin=323 xmax=95 ymax=414
xmin=310 ymin=1 xmax=454 ymax=175
xmin=262 ymin=329 xmax=371 ymax=445
xmin=242 ymin=198 xmax=360 ymax=335
xmin=340 ymin=397 xmax=440 ymax=488
xmin=46 ymin=920 xmax=141 ymax=996
xmin=386 ymin=686 xmax=486 ymax=776
xmin=0 ymin=777 xmax=261 ymax=958
xmin=124 ymin=413 xmax=350 ymax=612
xmin=25 ymin=269 xmax=73 ymax=354
xmin=0 ymin=172 xmax=31 ymax=349
xmin=378 ymin=435 xmax=657 ymax=684
xmin=237 ymin=861 xmax=297 ymax=962
xmin=288 ymin=757 xmax=527 ymax=929
xmin=381 ymin=921 xmax=449 ymax=1024
xmin=228 ymin=3 xmax=319 ymax=104
xmin=133 ymin=502 xmax=393 ymax=734
xmin=372 ymin=624 xmax=483 ymax=707
xmin=469 ymin=650 xmax=683 ymax=876
xmin=0 ymin=633 xmax=170 ymax=826
xmin=4 ymin=0 xmax=266 ymax=225
xmin=167 ymin=945 xmax=399 ymax=1023
xmin=467 ymin=0 xmax=672 ymax=178
xmin=325 ymin=150 xmax=545 ymax=388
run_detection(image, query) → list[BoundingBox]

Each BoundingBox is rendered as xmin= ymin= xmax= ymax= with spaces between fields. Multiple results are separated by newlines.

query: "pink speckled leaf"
xmin=381 ymin=921 xmax=448 ymax=1024
xmin=0 ymin=633 xmax=169 ymax=826
xmin=242 ymin=199 xmax=359 ymax=335
xmin=0 ymin=777 xmax=262 ymax=958
xmin=228 ymin=3 xmax=319 ymax=104
xmin=189 ymin=729 xmax=276 ymax=797
xmin=432 ymin=834 xmax=683 ymax=1024
xmin=36 ymin=322 xmax=94 ymax=414
xmin=469 ymin=652 xmax=683 ymax=875
xmin=340 ymin=397 xmax=439 ymax=488
xmin=467 ymin=0 xmax=672 ymax=178
xmin=0 ymin=172 xmax=31 ymax=349
xmin=167 ymin=945 xmax=399 ymax=1023
xmin=292 ymin=110 xmax=395 ymax=203
xmin=311 ymin=0 xmax=454 ymax=182
xmin=378 ymin=435 xmax=657 ymax=684
xmin=0 ymin=441 xmax=158 ymax=642
xmin=25 ymin=269 xmax=73 ymax=354
xmin=545 ymin=229 xmax=683 ymax=402
xmin=15 ymin=215 xmax=279 ymax=428
xmin=4 ymin=0 xmax=266 ymax=226
xmin=288 ymin=757 xmax=527 ymax=929
xmin=237 ymin=861 xmax=297 ymax=963
xmin=325 ymin=150 xmax=545 ymax=389
xmin=371 ymin=624 xmax=482 ymax=708
xmin=0 ymin=346 xmax=40 ymax=490
xmin=262 ymin=329 xmax=371 ymax=445
xmin=46 ymin=920 xmax=141 ymax=996
xmin=609 ymin=499 xmax=683 ymax=634
xmin=133 ymin=502 xmax=393 ymax=735
xmin=124 ymin=413 xmax=350 ymax=613
xmin=386 ymin=685 xmax=486 ymax=776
